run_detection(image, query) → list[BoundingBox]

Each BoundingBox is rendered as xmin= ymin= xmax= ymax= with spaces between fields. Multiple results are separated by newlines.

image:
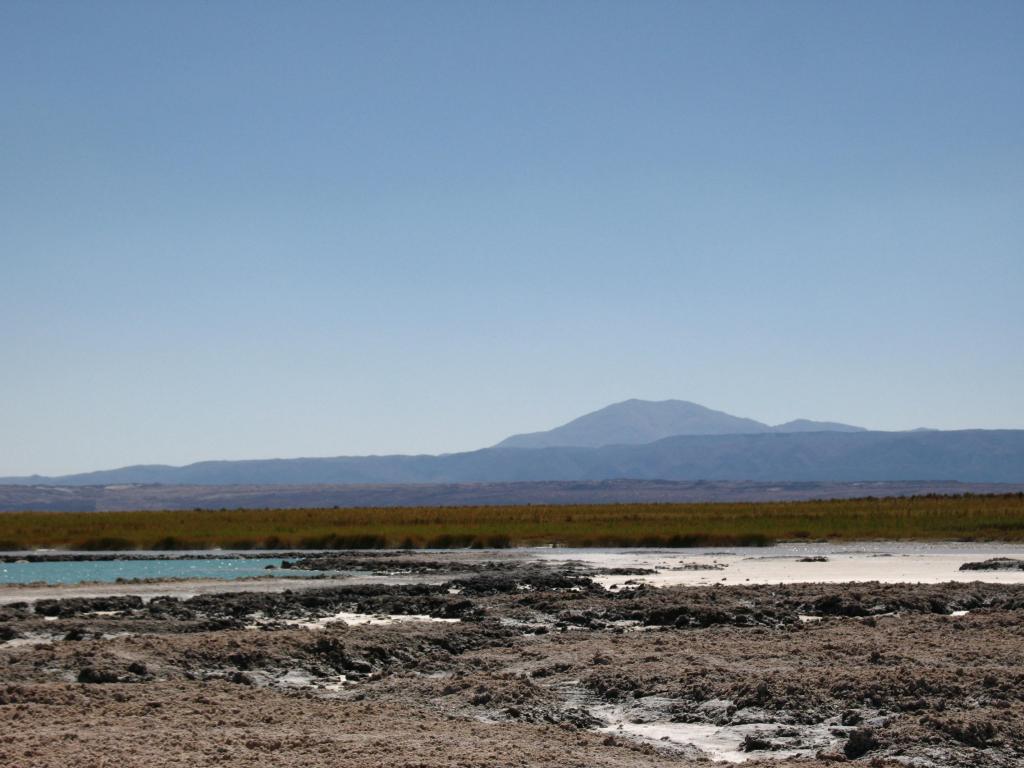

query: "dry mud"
xmin=2 ymin=553 xmax=1024 ymax=767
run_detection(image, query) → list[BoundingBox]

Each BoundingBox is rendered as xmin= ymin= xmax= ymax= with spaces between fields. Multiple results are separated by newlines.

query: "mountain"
xmin=3 ymin=429 xmax=1023 ymax=486
xmin=3 ymin=400 xmax=1018 ymax=489
xmin=496 ymin=399 xmax=863 ymax=448
xmin=497 ymin=399 xmax=769 ymax=448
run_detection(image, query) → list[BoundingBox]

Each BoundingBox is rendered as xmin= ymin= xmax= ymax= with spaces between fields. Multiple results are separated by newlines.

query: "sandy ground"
xmin=3 ymin=549 xmax=1024 ymax=767
xmin=538 ymin=543 xmax=1024 ymax=588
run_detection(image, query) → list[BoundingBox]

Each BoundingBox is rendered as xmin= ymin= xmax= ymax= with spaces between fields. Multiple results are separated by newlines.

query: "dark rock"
xmin=959 ymin=558 xmax=1024 ymax=571
xmin=742 ymin=733 xmax=773 ymax=751
xmin=471 ymin=688 xmax=492 ymax=705
xmin=927 ymin=716 xmax=996 ymax=747
xmin=841 ymin=710 xmax=863 ymax=726
xmin=77 ymin=667 xmax=120 ymax=684
xmin=35 ymin=595 xmax=145 ymax=618
xmin=844 ymin=728 xmax=879 ymax=758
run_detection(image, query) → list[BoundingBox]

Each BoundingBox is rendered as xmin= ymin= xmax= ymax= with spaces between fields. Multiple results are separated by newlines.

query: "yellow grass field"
xmin=1 ymin=494 xmax=1023 ymax=551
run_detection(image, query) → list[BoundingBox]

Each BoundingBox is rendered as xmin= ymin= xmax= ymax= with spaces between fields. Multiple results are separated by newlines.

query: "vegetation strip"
xmin=0 ymin=494 xmax=1022 ymax=551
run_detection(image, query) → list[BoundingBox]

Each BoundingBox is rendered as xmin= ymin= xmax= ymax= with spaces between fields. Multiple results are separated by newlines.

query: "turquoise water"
xmin=0 ymin=558 xmax=315 ymax=585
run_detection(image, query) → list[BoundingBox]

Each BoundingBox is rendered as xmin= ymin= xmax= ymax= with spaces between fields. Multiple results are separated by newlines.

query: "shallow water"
xmin=0 ymin=557 xmax=318 ymax=585
xmin=597 ymin=717 xmax=839 ymax=763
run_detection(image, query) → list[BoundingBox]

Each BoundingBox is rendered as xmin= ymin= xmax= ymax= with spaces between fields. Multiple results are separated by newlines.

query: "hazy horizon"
xmin=3 ymin=1 xmax=1022 ymax=476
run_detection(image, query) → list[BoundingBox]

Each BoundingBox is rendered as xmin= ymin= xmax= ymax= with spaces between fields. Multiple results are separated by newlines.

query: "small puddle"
xmin=277 ymin=669 xmax=348 ymax=689
xmin=250 ymin=611 xmax=460 ymax=630
xmin=601 ymin=722 xmax=750 ymax=763
xmin=594 ymin=705 xmax=843 ymax=763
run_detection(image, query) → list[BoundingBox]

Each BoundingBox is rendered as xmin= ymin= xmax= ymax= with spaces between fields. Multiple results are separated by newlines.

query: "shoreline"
xmin=3 ymin=542 xmax=1024 ymax=604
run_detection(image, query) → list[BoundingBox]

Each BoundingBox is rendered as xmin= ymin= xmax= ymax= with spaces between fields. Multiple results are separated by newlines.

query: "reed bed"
xmin=0 ymin=494 xmax=1022 ymax=551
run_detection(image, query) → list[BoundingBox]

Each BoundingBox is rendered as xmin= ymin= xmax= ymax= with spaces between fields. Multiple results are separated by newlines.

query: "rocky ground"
xmin=2 ymin=553 xmax=1023 ymax=767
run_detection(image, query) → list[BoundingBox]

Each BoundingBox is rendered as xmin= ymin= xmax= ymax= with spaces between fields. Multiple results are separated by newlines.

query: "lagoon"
xmin=0 ymin=557 xmax=313 ymax=585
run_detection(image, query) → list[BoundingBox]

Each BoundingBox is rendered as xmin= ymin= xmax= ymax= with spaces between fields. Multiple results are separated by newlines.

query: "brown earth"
xmin=2 ymin=556 xmax=1023 ymax=767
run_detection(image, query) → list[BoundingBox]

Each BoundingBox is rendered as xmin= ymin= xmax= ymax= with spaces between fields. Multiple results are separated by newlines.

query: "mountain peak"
xmin=496 ymin=399 xmax=772 ymax=449
xmin=773 ymin=419 xmax=867 ymax=434
xmin=495 ymin=399 xmax=867 ymax=449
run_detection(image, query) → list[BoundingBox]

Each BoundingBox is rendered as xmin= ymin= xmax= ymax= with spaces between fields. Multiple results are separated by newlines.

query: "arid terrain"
xmin=2 ymin=551 xmax=1024 ymax=767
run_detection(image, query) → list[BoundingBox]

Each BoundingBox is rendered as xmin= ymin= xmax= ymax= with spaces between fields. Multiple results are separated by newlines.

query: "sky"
xmin=1 ymin=1 xmax=1022 ymax=476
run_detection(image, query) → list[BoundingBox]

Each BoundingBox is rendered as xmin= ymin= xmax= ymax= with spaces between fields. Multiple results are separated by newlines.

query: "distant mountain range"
xmin=1 ymin=399 xmax=1021 ymax=487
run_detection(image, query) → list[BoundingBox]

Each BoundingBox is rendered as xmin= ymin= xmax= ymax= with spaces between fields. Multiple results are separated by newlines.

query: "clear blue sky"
xmin=2 ymin=1 xmax=1022 ymax=476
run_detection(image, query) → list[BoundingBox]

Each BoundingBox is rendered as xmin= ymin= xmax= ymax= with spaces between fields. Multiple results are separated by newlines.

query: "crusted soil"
xmin=2 ymin=556 xmax=1024 ymax=767
xmin=960 ymin=558 xmax=1024 ymax=571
